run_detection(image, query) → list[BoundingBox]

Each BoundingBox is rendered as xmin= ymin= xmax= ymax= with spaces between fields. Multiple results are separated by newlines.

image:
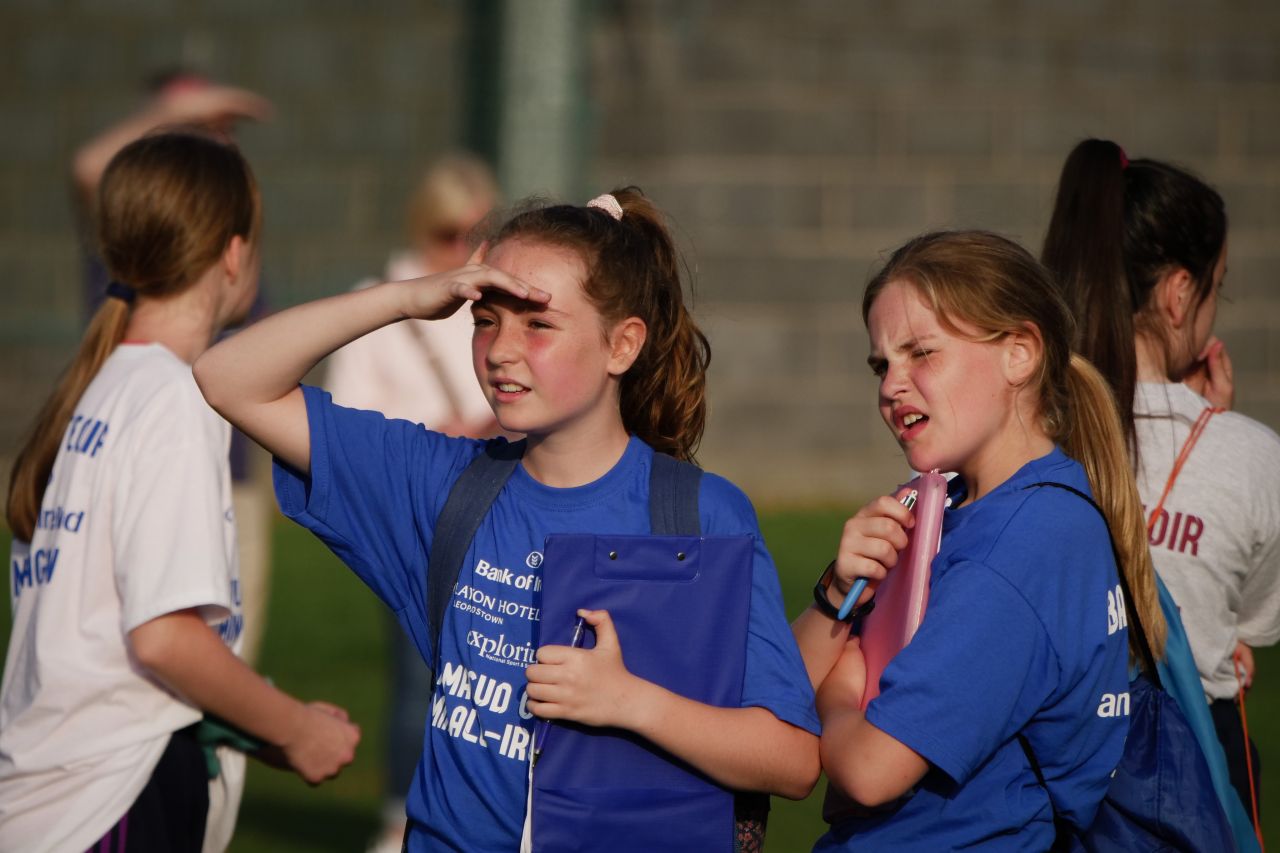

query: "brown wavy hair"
xmin=863 ymin=230 xmax=1165 ymax=661
xmin=6 ymin=130 xmax=259 ymax=540
xmin=487 ymin=187 xmax=711 ymax=462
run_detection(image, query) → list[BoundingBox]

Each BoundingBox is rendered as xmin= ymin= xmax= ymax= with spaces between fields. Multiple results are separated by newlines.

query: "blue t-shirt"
xmin=816 ymin=448 xmax=1130 ymax=852
xmin=274 ymin=387 xmax=819 ymax=852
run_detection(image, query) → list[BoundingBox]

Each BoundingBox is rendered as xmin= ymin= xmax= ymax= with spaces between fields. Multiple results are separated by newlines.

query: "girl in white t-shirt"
xmin=0 ymin=131 xmax=360 ymax=853
xmin=1043 ymin=137 xmax=1280 ymax=825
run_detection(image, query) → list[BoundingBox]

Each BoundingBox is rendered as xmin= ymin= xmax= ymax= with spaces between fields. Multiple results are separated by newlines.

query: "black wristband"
xmin=812 ymin=560 xmax=874 ymax=623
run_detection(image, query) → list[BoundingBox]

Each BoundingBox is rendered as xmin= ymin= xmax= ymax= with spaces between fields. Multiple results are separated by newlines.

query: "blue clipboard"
xmin=530 ymin=533 xmax=754 ymax=853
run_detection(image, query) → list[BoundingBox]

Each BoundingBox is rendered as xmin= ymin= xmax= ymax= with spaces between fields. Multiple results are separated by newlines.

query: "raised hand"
xmin=1184 ymin=336 xmax=1234 ymax=409
xmin=154 ymin=84 xmax=274 ymax=132
xmin=400 ymin=244 xmax=550 ymax=322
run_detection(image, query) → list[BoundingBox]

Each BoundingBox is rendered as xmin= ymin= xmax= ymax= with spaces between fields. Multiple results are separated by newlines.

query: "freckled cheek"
xmin=529 ymin=338 xmax=605 ymax=399
xmin=471 ymin=331 xmax=494 ymax=372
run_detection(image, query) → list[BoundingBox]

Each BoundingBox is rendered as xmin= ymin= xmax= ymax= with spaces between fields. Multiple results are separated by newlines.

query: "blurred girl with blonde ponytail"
xmin=1 ymin=131 xmax=358 ymax=853
xmin=194 ymin=187 xmax=821 ymax=851
xmin=795 ymin=230 xmax=1154 ymax=850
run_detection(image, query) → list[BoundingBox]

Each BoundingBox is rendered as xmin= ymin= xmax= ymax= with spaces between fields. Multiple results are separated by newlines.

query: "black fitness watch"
xmin=812 ymin=560 xmax=874 ymax=623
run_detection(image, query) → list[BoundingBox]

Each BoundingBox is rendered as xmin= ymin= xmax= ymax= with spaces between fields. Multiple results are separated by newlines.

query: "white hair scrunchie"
xmin=586 ymin=193 xmax=623 ymax=221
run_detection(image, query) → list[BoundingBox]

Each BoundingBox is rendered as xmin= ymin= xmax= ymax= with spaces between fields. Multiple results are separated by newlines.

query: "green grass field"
xmin=3 ymin=512 xmax=1275 ymax=850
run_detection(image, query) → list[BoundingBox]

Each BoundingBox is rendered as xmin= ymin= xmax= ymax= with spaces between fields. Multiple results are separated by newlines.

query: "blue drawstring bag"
xmin=1065 ymin=670 xmax=1235 ymax=852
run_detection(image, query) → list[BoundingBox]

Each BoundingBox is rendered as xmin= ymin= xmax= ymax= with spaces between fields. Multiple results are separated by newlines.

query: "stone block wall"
xmin=587 ymin=0 xmax=1280 ymax=500
xmin=2 ymin=0 xmax=1278 ymax=505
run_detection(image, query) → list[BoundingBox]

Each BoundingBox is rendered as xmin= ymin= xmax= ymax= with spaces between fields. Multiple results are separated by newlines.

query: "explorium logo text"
xmin=466 ymin=629 xmax=537 ymax=668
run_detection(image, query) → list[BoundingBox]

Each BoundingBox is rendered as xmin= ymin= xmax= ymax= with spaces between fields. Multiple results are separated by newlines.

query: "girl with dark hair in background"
xmin=194 ymin=187 xmax=821 ymax=850
xmin=1044 ymin=137 xmax=1280 ymax=829
xmin=0 ymin=132 xmax=358 ymax=853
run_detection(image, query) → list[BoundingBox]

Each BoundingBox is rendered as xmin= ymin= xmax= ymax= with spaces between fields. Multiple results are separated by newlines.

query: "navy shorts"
xmin=85 ymin=725 xmax=208 ymax=853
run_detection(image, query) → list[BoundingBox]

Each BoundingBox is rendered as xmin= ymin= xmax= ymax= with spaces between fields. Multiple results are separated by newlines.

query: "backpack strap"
xmin=1023 ymin=481 xmax=1160 ymax=685
xmin=650 ymin=450 xmax=702 ymax=536
xmin=425 ymin=443 xmax=702 ymax=678
xmin=425 ymin=438 xmax=526 ymax=678
xmin=1015 ymin=731 xmax=1074 ymax=851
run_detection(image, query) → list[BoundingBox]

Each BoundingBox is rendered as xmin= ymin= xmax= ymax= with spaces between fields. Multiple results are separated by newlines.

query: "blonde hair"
xmin=405 ymin=152 xmax=498 ymax=247
xmin=864 ymin=230 xmax=1165 ymax=660
xmin=6 ymin=131 xmax=259 ymax=541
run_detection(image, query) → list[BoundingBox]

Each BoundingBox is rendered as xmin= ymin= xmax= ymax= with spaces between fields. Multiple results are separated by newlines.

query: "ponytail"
xmin=1058 ymin=354 xmax=1166 ymax=659
xmin=490 ymin=187 xmax=711 ymax=461
xmin=1043 ymin=138 xmax=1227 ymax=461
xmin=6 ymin=300 xmax=130 ymax=540
xmin=605 ymin=189 xmax=709 ymax=462
xmin=5 ymin=130 xmax=258 ymax=541
xmin=1041 ymin=140 xmax=1138 ymax=455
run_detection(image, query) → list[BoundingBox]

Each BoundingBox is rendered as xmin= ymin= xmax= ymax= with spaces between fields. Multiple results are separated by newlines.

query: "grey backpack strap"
xmin=426 ymin=439 xmax=526 ymax=678
xmin=649 ymin=451 xmax=702 ymax=536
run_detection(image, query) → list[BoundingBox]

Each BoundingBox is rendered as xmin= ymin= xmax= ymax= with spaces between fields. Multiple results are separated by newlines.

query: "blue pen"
xmin=532 ymin=615 xmax=588 ymax=761
xmin=836 ymin=489 xmax=918 ymax=620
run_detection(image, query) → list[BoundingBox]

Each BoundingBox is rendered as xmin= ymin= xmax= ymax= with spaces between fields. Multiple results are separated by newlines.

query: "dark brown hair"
xmin=864 ymin=230 xmax=1165 ymax=660
xmin=489 ymin=187 xmax=711 ymax=462
xmin=1041 ymin=138 xmax=1227 ymax=456
xmin=6 ymin=130 xmax=259 ymax=540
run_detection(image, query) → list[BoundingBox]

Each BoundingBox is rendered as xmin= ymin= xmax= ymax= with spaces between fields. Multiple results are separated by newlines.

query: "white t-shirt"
xmin=325 ymin=252 xmax=493 ymax=429
xmin=0 ymin=343 xmax=244 ymax=853
xmin=1134 ymin=382 xmax=1280 ymax=700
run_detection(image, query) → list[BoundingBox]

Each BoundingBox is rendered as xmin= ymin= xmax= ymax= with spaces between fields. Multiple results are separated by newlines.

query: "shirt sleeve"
xmin=114 ymin=386 xmax=232 ymax=632
xmin=1233 ymin=432 xmax=1280 ymax=645
xmin=272 ymin=384 xmax=481 ymax=619
xmin=700 ymin=473 xmax=821 ymax=735
xmin=1239 ymin=499 xmax=1280 ymax=647
xmin=864 ymin=560 xmax=1057 ymax=785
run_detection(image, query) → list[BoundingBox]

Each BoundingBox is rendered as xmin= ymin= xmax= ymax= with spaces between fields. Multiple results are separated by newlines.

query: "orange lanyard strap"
xmin=1234 ymin=648 xmax=1264 ymax=848
xmin=1145 ymin=406 xmax=1224 ymax=536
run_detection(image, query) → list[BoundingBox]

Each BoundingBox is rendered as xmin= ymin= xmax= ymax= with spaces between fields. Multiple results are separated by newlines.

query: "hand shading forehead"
xmin=473 ymin=293 xmax=569 ymax=317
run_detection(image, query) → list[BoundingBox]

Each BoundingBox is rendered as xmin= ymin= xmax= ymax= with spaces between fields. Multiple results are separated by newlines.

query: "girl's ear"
xmin=1154 ymin=267 xmax=1195 ymax=329
xmin=1003 ymin=322 xmax=1044 ymax=387
xmin=607 ymin=317 xmax=648 ymax=376
xmin=222 ymin=235 xmax=246 ymax=283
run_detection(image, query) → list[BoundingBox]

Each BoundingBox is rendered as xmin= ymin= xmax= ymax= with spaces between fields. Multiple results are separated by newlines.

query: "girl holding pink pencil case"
xmin=794 ymin=231 xmax=1163 ymax=850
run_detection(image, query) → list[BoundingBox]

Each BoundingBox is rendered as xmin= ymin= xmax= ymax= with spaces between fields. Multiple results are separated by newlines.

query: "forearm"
xmin=194 ymin=281 xmax=409 ymax=469
xmin=624 ymin=681 xmax=819 ymax=799
xmin=792 ymin=604 xmax=852 ymax=692
xmin=198 ymin=282 xmax=407 ymax=413
xmin=819 ymin=706 xmax=927 ymax=807
xmin=130 ymin=610 xmax=305 ymax=747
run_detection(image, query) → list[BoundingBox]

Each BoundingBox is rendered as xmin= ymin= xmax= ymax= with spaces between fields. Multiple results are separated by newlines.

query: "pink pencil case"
xmin=858 ymin=470 xmax=948 ymax=710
